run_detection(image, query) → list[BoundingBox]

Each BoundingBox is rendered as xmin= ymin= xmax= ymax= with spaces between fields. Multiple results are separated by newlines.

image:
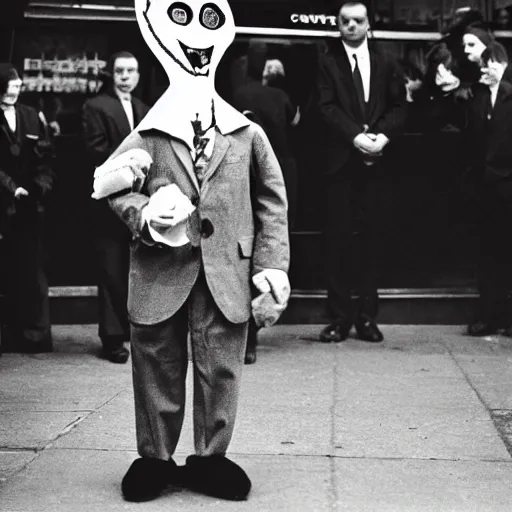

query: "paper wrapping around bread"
xmin=92 ymin=148 xmax=153 ymax=200
xmin=143 ymin=184 xmax=196 ymax=247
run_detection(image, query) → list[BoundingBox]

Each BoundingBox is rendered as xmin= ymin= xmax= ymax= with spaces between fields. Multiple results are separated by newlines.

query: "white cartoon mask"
xmin=135 ymin=0 xmax=235 ymax=83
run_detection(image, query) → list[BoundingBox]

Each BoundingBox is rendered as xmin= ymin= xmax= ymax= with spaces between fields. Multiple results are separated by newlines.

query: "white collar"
xmin=342 ymin=38 xmax=369 ymax=59
xmin=489 ymin=81 xmax=501 ymax=92
xmin=115 ymin=89 xmax=132 ymax=102
xmin=0 ymin=103 xmax=15 ymax=112
xmin=135 ymin=90 xmax=250 ymax=150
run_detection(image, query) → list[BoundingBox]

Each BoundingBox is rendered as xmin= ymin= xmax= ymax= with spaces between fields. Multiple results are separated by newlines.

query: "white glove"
xmin=92 ymin=148 xmax=152 ymax=199
xmin=252 ymin=269 xmax=290 ymax=305
xmin=142 ymin=184 xmax=196 ymax=247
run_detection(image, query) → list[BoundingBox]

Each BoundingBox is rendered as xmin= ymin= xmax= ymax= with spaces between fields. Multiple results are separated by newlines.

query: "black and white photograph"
xmin=1 ymin=0 xmax=512 ymax=510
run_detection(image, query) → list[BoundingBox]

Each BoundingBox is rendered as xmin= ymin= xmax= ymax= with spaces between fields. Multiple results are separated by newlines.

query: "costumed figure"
xmin=92 ymin=0 xmax=290 ymax=503
xmin=0 ymin=63 xmax=54 ymax=353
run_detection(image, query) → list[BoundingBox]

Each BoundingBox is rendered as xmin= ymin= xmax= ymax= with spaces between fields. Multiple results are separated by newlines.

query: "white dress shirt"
xmin=342 ymin=38 xmax=371 ymax=103
xmin=489 ymin=82 xmax=500 ymax=109
xmin=116 ymin=90 xmax=134 ymax=130
xmin=1 ymin=105 xmax=16 ymax=132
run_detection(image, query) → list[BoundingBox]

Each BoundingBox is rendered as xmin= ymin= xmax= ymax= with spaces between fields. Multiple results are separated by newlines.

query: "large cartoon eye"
xmin=168 ymin=2 xmax=193 ymax=26
xmin=200 ymin=3 xmax=225 ymax=30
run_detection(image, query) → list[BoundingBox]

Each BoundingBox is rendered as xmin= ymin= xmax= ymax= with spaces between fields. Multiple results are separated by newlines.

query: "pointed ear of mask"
xmin=134 ymin=0 xmax=235 ymax=82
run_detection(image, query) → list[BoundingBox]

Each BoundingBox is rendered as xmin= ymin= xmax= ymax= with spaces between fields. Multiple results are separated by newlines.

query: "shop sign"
xmin=290 ymin=13 xmax=337 ymax=27
xmin=22 ymin=54 xmax=106 ymax=94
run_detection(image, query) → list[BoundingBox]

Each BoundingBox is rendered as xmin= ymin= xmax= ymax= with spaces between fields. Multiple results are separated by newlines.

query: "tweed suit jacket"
xmin=109 ymin=122 xmax=289 ymax=326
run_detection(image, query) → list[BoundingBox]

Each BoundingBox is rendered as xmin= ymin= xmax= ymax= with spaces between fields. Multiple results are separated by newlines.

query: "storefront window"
xmin=15 ymin=1 xmax=511 ymax=291
xmin=492 ymin=0 xmax=512 ymax=28
xmin=221 ymin=36 xmax=476 ymax=289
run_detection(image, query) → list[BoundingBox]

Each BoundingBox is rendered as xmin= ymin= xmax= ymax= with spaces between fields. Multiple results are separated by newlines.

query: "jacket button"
xmin=200 ymin=218 xmax=214 ymax=238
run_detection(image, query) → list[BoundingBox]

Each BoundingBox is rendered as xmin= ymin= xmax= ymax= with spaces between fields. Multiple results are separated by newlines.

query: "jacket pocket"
xmin=26 ymin=134 xmax=39 ymax=140
xmin=238 ymin=236 xmax=254 ymax=258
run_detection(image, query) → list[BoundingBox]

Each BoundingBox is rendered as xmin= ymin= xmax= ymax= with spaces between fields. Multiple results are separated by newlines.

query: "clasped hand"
xmin=143 ymin=184 xmax=195 ymax=230
xmin=353 ymin=132 xmax=388 ymax=156
xmin=14 ymin=187 xmax=29 ymax=199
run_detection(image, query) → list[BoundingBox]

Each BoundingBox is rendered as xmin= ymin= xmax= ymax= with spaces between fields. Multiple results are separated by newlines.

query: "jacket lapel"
xmin=170 ymin=138 xmax=200 ymax=192
xmin=1 ymin=108 xmax=21 ymax=150
xmin=106 ymin=90 xmax=132 ymax=136
xmin=367 ymin=46 xmax=380 ymax=121
xmin=492 ymin=80 xmax=512 ymax=114
xmin=202 ymin=130 xmax=230 ymax=184
xmin=132 ymin=98 xmax=147 ymax=126
xmin=332 ymin=43 xmax=364 ymax=122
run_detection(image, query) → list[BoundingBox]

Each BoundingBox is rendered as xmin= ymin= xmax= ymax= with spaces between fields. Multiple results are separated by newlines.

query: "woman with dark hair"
xmin=415 ymin=31 xmax=512 ymax=337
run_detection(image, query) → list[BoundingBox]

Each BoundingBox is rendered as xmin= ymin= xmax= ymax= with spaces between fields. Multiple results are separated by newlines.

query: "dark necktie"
xmin=190 ymin=103 xmax=217 ymax=184
xmin=352 ymin=53 xmax=366 ymax=117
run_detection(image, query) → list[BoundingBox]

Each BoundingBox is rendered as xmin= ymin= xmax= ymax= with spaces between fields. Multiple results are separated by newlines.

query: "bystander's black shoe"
xmin=467 ymin=321 xmax=498 ymax=337
xmin=245 ymin=318 xmax=258 ymax=364
xmin=355 ymin=319 xmax=384 ymax=342
xmin=25 ymin=339 xmax=53 ymax=353
xmin=244 ymin=345 xmax=257 ymax=364
xmin=319 ymin=320 xmax=352 ymax=342
xmin=104 ymin=346 xmax=129 ymax=364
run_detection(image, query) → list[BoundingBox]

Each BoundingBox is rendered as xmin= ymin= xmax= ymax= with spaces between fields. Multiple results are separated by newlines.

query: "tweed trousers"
xmin=130 ymin=270 xmax=248 ymax=460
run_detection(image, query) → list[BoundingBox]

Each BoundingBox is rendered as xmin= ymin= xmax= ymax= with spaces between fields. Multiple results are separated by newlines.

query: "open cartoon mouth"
xmin=178 ymin=41 xmax=213 ymax=76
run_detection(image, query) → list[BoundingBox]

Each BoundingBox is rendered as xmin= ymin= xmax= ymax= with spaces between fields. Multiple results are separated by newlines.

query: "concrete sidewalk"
xmin=1 ymin=324 xmax=512 ymax=511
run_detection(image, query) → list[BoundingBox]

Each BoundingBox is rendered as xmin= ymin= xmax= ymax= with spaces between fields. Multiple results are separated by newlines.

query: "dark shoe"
xmin=467 ymin=321 xmax=498 ymax=337
xmin=319 ymin=321 xmax=351 ymax=343
xmin=1 ymin=339 xmax=53 ymax=354
xmin=184 ymin=454 xmax=251 ymax=501
xmin=104 ymin=346 xmax=129 ymax=364
xmin=122 ymin=457 xmax=178 ymax=502
xmin=355 ymin=319 xmax=384 ymax=342
xmin=24 ymin=339 xmax=53 ymax=354
xmin=244 ymin=345 xmax=257 ymax=364
xmin=245 ymin=319 xmax=258 ymax=364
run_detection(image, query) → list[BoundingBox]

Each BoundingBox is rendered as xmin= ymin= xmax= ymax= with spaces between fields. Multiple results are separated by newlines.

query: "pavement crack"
xmin=330 ymin=351 xmax=340 ymax=512
xmin=94 ymin=390 xmax=125 ymax=411
xmin=443 ymin=344 xmax=512 ymax=459
xmin=35 ymin=414 xmax=91 ymax=453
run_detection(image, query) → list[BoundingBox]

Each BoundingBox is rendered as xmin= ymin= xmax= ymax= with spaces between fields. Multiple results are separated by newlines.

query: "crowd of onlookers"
xmin=1 ymin=3 xmax=512 ymax=365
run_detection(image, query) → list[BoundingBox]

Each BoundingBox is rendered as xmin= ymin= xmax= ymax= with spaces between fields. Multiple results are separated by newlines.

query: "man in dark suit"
xmin=315 ymin=0 xmax=406 ymax=343
xmin=82 ymin=51 xmax=149 ymax=363
xmin=0 ymin=63 xmax=54 ymax=353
